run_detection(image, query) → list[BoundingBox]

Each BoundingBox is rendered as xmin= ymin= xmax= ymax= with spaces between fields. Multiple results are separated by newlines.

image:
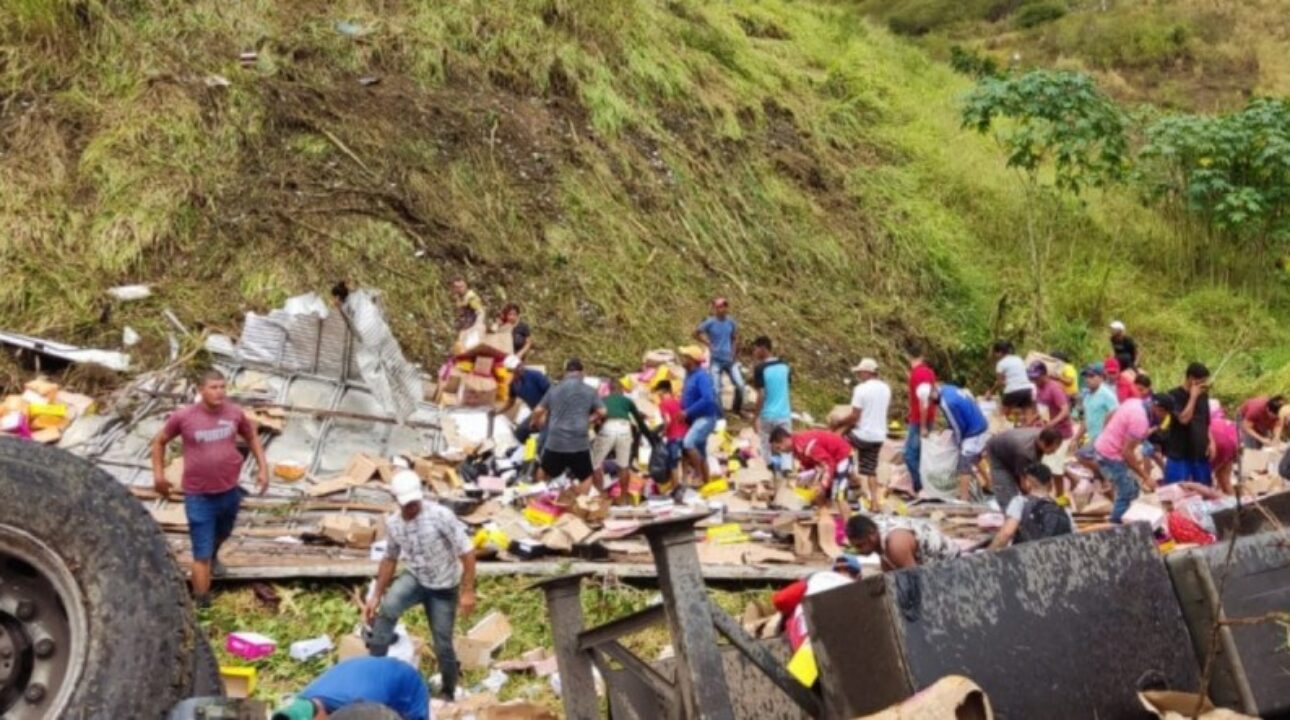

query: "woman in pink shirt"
xmin=1208 ymin=400 xmax=1238 ymax=495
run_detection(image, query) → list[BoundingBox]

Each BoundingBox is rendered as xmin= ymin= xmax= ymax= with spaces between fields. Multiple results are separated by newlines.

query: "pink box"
xmin=226 ymin=631 xmax=276 ymax=660
xmin=477 ymin=476 xmax=507 ymax=493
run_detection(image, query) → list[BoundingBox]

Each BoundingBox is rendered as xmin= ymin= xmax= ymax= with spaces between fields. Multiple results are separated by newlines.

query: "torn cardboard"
xmin=455 ymin=611 xmax=512 ymax=671
xmin=320 ymin=514 xmax=378 ymax=549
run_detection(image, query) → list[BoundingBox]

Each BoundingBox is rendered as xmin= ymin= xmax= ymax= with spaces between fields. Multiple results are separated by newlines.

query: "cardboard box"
xmin=473 ymin=356 xmax=496 ymax=376
xmin=320 ymin=514 xmax=378 ymax=549
xmin=23 ymin=377 xmax=59 ymax=401
xmin=455 ymin=611 xmax=513 ymax=671
xmin=31 ymin=427 xmax=61 ymax=444
xmin=220 ymin=666 xmax=257 ymax=698
xmin=226 ymin=632 xmax=276 ymax=660
xmin=461 ymin=376 xmax=499 ymax=408
xmin=337 ymin=633 xmax=368 ymax=661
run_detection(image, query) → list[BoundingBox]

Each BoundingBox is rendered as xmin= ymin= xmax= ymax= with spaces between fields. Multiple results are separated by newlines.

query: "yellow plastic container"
xmin=699 ymin=478 xmax=730 ymax=498
xmin=705 ymin=523 xmax=749 ymax=544
xmin=27 ymin=402 xmax=67 ymax=418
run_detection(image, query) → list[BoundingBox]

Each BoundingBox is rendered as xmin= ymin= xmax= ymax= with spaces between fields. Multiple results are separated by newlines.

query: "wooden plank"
xmin=197 ymin=559 xmax=821 ymax=582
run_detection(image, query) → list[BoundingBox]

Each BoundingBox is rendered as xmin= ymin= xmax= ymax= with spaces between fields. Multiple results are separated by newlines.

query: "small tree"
xmin=1137 ymin=98 xmax=1290 ymax=284
xmin=962 ymin=70 xmax=1128 ymax=330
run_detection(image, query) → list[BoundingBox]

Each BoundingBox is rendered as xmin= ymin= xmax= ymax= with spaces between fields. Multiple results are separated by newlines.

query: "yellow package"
xmin=705 ymin=523 xmax=748 ymax=544
xmin=28 ymin=402 xmax=67 ymax=418
xmin=786 ymin=644 xmax=818 ymax=687
xmin=699 ymin=478 xmax=730 ymax=498
xmin=523 ymin=436 xmax=538 ymax=462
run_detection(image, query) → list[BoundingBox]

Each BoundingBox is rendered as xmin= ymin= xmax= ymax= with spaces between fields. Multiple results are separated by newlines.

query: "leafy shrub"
xmin=950 ymin=45 xmax=1002 ymax=79
xmin=1014 ymin=1 xmax=1066 ymax=29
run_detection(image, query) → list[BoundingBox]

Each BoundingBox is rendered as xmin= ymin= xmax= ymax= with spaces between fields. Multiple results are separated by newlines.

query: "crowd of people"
xmin=146 ymin=280 xmax=1286 ymax=716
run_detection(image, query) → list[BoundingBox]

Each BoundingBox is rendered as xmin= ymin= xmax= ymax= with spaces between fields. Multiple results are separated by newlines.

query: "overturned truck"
xmin=535 ymin=507 xmax=1290 ymax=719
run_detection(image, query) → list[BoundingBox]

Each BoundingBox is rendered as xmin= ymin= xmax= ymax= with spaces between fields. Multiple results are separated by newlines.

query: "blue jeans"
xmin=368 ymin=573 xmax=459 ymax=696
xmin=709 ymin=360 xmax=745 ymax=414
xmin=904 ymin=423 xmax=923 ymax=492
xmin=184 ymin=487 xmax=244 ymax=561
xmin=1097 ymin=457 xmax=1139 ymax=524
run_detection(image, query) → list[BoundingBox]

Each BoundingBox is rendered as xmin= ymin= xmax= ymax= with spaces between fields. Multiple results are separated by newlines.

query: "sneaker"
xmin=194 ymin=593 xmax=211 ymax=610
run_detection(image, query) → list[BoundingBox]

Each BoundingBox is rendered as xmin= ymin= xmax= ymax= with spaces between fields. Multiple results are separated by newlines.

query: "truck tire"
xmin=0 ymin=438 xmax=202 ymax=719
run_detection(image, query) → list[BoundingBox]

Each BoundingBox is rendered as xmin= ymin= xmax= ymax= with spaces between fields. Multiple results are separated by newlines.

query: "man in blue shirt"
xmin=693 ymin=297 xmax=744 ymax=415
xmin=679 ymin=345 xmax=721 ymax=486
xmin=750 ymin=336 xmax=792 ymax=474
xmin=272 ymin=656 xmax=429 ymax=720
xmin=502 ymin=355 xmax=551 ymax=451
xmin=920 ymin=383 xmax=989 ymax=502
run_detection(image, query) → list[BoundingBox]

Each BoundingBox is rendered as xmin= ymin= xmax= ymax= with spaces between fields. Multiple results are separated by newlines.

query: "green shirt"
xmin=603 ymin=394 xmax=645 ymax=429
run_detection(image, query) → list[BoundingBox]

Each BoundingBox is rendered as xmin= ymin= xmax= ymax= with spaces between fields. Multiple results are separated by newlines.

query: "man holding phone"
xmin=1162 ymin=362 xmax=1214 ymax=486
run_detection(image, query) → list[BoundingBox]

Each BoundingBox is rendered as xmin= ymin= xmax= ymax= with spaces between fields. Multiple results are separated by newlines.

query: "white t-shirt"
xmin=996 ymin=355 xmax=1032 ymax=394
xmin=850 ymin=379 xmax=892 ymax=443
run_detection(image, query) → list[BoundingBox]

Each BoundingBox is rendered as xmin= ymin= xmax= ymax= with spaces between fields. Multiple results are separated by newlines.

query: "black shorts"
xmin=1002 ymin=388 xmax=1035 ymax=409
xmin=540 ymin=449 xmax=594 ymax=480
xmin=847 ymin=436 xmax=883 ymax=476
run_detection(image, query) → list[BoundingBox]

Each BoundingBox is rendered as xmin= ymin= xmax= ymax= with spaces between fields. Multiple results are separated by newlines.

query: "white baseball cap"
xmin=390 ymin=470 xmax=424 ymax=506
xmin=851 ymin=358 xmax=879 ymax=373
xmin=1109 ymin=320 xmax=1125 ymax=332
xmin=503 ymin=354 xmax=521 ymax=371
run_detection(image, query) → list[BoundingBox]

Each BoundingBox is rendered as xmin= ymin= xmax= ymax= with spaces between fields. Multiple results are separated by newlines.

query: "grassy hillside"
xmin=859 ymin=0 xmax=1290 ymax=111
xmin=2 ymin=0 xmax=1287 ymax=407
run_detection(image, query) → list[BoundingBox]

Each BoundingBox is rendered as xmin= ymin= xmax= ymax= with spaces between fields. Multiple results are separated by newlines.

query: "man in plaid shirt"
xmin=364 ymin=470 xmax=477 ymax=701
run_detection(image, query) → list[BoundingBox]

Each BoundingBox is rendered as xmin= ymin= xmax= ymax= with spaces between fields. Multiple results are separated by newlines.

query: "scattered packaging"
xmin=320 ymin=514 xmax=378 ymax=549
xmin=289 ymin=635 xmax=334 ymax=661
xmin=226 ymin=632 xmax=276 ymax=661
xmin=455 ymin=611 xmax=513 ymax=671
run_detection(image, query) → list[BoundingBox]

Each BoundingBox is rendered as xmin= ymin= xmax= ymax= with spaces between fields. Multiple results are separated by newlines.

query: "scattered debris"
xmin=106 ymin=284 xmax=153 ymax=301
xmin=456 ymin=611 xmax=513 ymax=671
xmin=226 ymin=631 xmax=276 ymax=661
xmin=288 ymin=635 xmax=334 ymax=661
xmin=0 ymin=329 xmax=131 ymax=371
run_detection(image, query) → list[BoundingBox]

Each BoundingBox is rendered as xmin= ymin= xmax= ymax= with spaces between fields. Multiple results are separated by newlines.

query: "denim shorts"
xmin=184 ymin=486 xmax=244 ymax=560
xmin=683 ymin=415 xmax=717 ymax=453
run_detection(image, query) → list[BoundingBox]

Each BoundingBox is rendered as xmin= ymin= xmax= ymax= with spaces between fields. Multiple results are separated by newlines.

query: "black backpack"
xmin=1016 ymin=497 xmax=1072 ymax=543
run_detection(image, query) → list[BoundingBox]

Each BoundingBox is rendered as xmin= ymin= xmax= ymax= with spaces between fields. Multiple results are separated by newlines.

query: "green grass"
xmin=1 ymin=0 xmax=1287 ymax=412
xmin=202 ymin=577 xmax=768 ymax=707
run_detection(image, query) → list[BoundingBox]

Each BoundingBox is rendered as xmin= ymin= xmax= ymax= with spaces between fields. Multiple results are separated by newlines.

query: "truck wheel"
xmin=0 ymin=438 xmax=201 ymax=719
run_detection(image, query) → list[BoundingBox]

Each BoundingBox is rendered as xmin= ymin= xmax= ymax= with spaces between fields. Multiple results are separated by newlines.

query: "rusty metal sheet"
xmin=1167 ymin=532 xmax=1290 ymax=716
xmin=806 ymin=524 xmax=1199 ymax=720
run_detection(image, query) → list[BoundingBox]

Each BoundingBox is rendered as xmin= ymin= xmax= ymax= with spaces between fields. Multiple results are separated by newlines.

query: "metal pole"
xmin=529 ymin=573 xmax=599 ymax=720
xmin=638 ymin=513 xmax=736 ymax=720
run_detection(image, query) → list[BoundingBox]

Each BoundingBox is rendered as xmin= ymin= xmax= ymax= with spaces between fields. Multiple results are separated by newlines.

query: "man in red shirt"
xmin=1238 ymin=395 xmax=1285 ymax=449
xmin=905 ymin=346 xmax=937 ymax=493
xmin=151 ymin=369 xmax=268 ymax=607
xmin=771 ymin=427 xmax=852 ymax=505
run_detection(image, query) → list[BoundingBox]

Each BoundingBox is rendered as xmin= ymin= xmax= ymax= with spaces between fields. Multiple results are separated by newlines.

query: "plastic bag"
xmin=920 ymin=430 xmax=960 ymax=498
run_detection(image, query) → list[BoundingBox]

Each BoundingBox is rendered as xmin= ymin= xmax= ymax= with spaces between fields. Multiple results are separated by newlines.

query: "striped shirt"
xmin=383 ymin=503 xmax=472 ymax=589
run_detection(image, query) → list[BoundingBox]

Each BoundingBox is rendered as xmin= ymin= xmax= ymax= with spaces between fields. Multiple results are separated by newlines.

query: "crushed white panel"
xmin=342 ymin=290 xmax=422 ymax=423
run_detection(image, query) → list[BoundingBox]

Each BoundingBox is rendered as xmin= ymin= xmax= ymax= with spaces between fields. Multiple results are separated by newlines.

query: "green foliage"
xmin=1138 ymin=98 xmax=1290 ymax=254
xmin=1014 ymin=2 xmax=1066 ymax=30
xmin=949 ymin=45 xmax=1002 ymax=79
xmin=1047 ymin=7 xmax=1193 ymax=70
xmin=962 ymin=70 xmax=1128 ymax=193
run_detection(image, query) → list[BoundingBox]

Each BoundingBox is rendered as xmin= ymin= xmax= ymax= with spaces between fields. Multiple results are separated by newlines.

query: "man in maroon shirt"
xmin=151 ymin=369 xmax=268 ymax=606
xmin=1238 ymin=395 xmax=1284 ymax=449
xmin=905 ymin=345 xmax=937 ymax=493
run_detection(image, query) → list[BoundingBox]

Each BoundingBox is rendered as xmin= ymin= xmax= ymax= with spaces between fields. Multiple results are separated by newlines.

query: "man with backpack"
xmin=988 ymin=463 xmax=1072 ymax=549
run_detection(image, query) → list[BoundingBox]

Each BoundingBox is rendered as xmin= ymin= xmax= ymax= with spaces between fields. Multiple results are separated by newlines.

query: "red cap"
xmin=1104 ymin=357 xmax=1121 ymax=374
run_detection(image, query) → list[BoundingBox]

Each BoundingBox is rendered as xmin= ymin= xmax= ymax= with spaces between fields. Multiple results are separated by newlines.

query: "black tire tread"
xmin=0 ymin=438 xmax=197 ymax=719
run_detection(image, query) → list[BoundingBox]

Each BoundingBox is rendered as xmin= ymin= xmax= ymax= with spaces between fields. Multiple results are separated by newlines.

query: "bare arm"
xmin=530 ymin=406 xmax=548 ymax=429
xmin=1045 ymin=399 xmax=1071 ymax=432
xmin=693 ymin=328 xmax=709 ymax=347
xmin=1178 ymin=386 xmax=1201 ymax=425
xmin=1241 ymin=418 xmax=1275 ymax=446
xmin=989 ymin=518 xmax=1020 ymax=550
xmin=363 ymin=556 xmax=398 ymax=623
xmin=830 ymin=407 xmax=861 ymax=434
xmin=150 ymin=431 xmax=171 ymax=495
xmin=458 ymin=550 xmax=477 ymax=616
xmin=1123 ymin=438 xmax=1154 ymax=491
xmin=242 ymin=424 xmax=270 ymax=495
